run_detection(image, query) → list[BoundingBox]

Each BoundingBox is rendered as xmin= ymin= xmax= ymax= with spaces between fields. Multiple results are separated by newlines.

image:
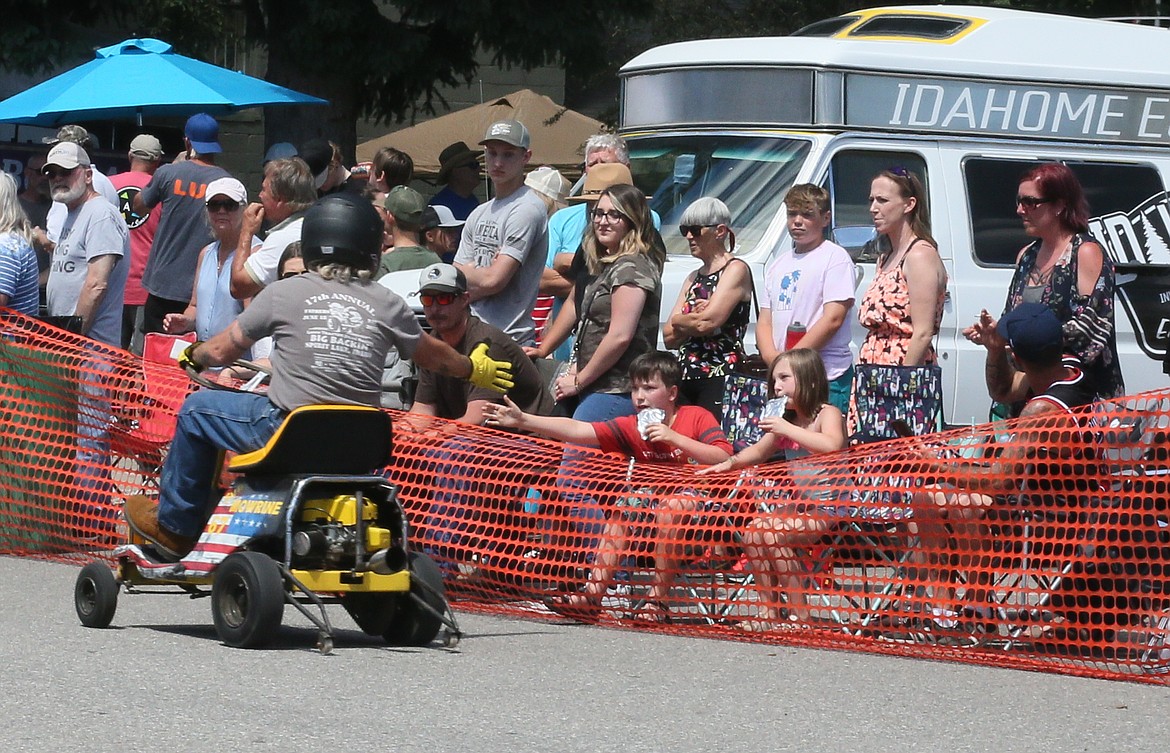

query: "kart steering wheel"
xmin=184 ymin=358 xmax=273 ymax=393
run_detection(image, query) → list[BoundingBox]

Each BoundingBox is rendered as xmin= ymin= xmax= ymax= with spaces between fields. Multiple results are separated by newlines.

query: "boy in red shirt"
xmin=486 ymin=351 xmax=732 ymax=622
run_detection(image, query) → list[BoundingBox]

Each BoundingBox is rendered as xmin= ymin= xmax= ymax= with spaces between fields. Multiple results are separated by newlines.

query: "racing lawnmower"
xmin=74 ymin=402 xmax=461 ymax=653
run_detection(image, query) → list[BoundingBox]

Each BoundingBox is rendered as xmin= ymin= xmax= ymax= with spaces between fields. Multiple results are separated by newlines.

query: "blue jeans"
xmin=571 ymin=391 xmax=634 ymax=422
xmin=157 ymin=390 xmax=286 ymax=538
xmin=75 ymin=355 xmax=113 ymax=517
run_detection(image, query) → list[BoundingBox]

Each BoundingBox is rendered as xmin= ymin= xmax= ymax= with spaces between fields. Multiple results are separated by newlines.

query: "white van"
xmin=619 ymin=4 xmax=1170 ymax=424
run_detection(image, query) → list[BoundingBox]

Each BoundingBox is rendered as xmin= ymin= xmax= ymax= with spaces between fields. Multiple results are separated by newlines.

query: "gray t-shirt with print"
xmin=46 ymin=195 xmax=129 ymax=347
xmin=454 ymin=185 xmax=548 ymax=347
xmin=236 ymin=272 xmax=423 ymax=412
xmin=139 ymin=160 xmax=229 ymax=301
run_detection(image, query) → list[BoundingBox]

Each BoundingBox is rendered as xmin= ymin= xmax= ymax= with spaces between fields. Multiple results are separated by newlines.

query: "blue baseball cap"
xmin=184 ymin=113 xmax=222 ymax=154
xmin=997 ymin=302 xmax=1063 ymax=361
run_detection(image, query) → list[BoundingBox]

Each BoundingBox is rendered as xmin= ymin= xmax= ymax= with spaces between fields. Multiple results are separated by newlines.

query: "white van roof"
xmin=621 ymin=5 xmax=1170 ymax=89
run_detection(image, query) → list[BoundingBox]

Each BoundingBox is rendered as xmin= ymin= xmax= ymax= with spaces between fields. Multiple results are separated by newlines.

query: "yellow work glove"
xmin=468 ymin=341 xmax=514 ymax=393
xmin=177 ymin=341 xmax=206 ymax=374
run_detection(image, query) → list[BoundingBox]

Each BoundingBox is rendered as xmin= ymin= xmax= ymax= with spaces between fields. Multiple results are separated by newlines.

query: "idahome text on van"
xmin=620 ymin=4 xmax=1170 ymax=424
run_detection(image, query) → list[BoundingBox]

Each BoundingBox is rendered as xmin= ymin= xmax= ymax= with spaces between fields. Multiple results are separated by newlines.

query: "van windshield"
xmin=627 ymin=135 xmax=810 ymax=256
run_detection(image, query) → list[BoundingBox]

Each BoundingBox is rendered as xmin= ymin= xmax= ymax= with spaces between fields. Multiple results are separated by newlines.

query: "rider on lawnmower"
xmin=126 ymin=193 xmax=514 ymax=560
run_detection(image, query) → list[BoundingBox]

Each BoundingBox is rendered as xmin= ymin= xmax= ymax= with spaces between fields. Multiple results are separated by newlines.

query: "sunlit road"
xmin=2 ymin=556 xmax=1166 ymax=752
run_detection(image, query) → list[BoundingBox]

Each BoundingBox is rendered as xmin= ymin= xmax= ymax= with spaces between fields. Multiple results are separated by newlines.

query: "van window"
xmin=963 ymin=158 xmax=1166 ymax=267
xmin=627 ymin=135 xmax=810 ymax=257
xmin=826 ymin=150 xmax=928 ymax=262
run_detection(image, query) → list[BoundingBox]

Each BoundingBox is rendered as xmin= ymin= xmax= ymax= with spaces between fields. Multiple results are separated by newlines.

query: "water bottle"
xmin=785 ymin=321 xmax=806 ymax=351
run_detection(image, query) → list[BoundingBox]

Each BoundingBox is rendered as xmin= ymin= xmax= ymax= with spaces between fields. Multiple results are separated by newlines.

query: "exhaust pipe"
xmin=368 ymin=545 xmax=408 ymax=574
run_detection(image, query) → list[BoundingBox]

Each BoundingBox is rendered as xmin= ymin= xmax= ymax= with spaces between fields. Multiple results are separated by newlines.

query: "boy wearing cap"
xmin=453 ymin=119 xmax=549 ymax=348
xmin=430 ymin=141 xmax=482 ymax=220
xmin=374 ymin=186 xmax=441 ymax=279
xmin=133 ymin=113 xmax=229 ymax=336
xmin=110 ymin=134 xmax=164 ymax=352
xmin=420 ymin=204 xmax=464 ymax=264
xmin=299 ymin=138 xmax=353 ymax=197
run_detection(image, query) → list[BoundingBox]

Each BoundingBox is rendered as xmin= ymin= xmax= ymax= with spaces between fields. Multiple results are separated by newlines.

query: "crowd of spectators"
xmin=0 ymin=117 xmax=1137 ymax=639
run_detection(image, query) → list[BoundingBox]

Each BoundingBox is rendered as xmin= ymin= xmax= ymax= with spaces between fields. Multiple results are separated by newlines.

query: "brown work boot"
xmin=124 ymin=495 xmax=196 ymax=560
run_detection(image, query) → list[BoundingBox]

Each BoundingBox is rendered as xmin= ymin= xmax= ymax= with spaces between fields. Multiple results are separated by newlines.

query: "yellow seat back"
xmin=228 ymin=405 xmax=392 ymax=476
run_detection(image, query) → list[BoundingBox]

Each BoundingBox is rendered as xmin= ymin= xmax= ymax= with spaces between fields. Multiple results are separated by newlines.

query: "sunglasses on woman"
xmin=419 ymin=291 xmax=458 ymax=306
xmin=1015 ymin=195 xmax=1050 ymax=209
xmin=279 ymin=269 xmax=308 ymax=280
xmin=680 ymin=224 xmax=717 ymax=237
xmin=207 ymin=199 xmax=241 ymax=212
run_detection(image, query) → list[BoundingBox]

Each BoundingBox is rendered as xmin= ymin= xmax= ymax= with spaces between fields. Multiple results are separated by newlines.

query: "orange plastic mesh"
xmin=3 ymin=309 xmax=1169 ymax=684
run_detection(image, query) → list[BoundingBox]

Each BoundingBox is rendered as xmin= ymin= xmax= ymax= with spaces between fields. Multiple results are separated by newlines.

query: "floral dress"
xmin=849 ymin=240 xmax=946 ymax=440
xmin=856 ymin=242 xmax=944 ymax=367
xmin=676 ymin=259 xmax=752 ymax=380
xmin=1003 ymin=232 xmax=1124 ymax=401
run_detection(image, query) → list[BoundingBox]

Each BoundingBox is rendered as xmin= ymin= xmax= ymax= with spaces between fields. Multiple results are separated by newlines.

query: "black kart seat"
xmin=228 ymin=405 xmax=392 ymax=476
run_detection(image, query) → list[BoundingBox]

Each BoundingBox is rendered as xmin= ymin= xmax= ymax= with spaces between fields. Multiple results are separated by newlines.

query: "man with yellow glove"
xmin=126 ymin=194 xmax=513 ymax=560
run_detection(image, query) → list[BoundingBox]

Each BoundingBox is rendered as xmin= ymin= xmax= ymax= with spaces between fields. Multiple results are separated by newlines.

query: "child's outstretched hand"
xmin=483 ymin=395 xmax=523 ymax=429
xmin=697 ymin=457 xmax=734 ymax=476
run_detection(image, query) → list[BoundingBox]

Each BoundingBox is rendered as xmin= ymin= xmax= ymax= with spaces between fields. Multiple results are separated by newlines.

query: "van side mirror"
xmin=832 ymin=225 xmax=877 ymax=258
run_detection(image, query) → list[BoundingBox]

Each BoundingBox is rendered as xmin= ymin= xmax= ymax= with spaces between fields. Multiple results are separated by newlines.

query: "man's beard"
xmin=50 ymin=180 xmax=86 ymax=205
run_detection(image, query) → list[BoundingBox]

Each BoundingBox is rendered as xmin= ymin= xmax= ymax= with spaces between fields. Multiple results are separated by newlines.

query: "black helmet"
xmin=301 ymin=194 xmax=383 ymax=273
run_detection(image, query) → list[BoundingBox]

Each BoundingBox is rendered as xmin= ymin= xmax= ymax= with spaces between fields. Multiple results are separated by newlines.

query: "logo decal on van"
xmin=1090 ymin=191 xmax=1170 ymax=359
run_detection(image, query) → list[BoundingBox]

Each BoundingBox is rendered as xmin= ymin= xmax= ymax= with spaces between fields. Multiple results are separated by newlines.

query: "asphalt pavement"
xmin=2 ymin=555 xmax=1167 ymax=753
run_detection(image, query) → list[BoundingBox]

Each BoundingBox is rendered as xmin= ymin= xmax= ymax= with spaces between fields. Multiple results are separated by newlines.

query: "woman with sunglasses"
xmin=964 ymin=162 xmax=1122 ymax=406
xmin=162 ymin=178 xmax=261 ymax=347
xmin=662 ymin=197 xmax=752 ymax=418
xmin=537 ymin=183 xmax=664 ymax=421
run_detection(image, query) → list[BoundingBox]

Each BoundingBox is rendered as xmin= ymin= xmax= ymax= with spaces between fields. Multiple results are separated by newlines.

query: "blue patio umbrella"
xmin=0 ymin=38 xmax=327 ymax=127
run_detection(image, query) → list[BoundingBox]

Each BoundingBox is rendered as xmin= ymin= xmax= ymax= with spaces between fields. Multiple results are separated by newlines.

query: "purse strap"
xmin=571 ymin=269 xmax=607 ymax=363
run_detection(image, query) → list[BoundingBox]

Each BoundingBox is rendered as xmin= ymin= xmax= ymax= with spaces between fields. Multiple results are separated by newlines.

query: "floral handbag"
xmin=850 ymin=363 xmax=944 ymax=445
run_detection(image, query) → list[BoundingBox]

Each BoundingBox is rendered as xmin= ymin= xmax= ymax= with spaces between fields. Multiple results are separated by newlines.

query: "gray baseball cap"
xmin=479 ymin=119 xmax=530 ymax=149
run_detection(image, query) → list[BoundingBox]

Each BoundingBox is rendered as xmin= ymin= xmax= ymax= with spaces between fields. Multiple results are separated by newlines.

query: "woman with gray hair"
xmin=0 ymin=171 xmax=40 ymax=316
xmin=663 ymin=197 xmax=753 ymax=419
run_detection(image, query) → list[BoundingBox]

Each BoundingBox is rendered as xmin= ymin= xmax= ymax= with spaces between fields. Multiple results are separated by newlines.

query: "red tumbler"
xmin=785 ymin=321 xmax=806 ymax=351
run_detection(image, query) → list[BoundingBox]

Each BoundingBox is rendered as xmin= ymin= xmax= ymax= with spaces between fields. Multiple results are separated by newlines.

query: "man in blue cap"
xmin=982 ymin=302 xmax=1093 ymax=415
xmin=911 ymin=301 xmax=1097 ymax=641
xmin=132 ymin=113 xmax=229 ymax=337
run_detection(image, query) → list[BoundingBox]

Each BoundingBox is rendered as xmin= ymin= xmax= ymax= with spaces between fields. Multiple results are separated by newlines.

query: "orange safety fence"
xmin=3 ymin=309 xmax=1169 ymax=684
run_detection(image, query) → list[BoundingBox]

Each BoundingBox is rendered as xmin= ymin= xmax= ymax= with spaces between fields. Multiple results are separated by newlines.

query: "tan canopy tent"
xmin=356 ymin=89 xmax=603 ymax=181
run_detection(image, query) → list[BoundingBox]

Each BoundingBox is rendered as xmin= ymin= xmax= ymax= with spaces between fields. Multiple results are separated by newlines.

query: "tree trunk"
xmin=261 ymin=44 xmax=361 ymax=163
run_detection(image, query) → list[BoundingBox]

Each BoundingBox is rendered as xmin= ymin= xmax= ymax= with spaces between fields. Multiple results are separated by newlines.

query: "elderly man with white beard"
xmin=43 ymin=141 xmax=129 ymax=345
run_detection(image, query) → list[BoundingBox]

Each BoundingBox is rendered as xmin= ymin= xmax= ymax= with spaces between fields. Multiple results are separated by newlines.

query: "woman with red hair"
xmin=966 ymin=162 xmax=1123 ymax=407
